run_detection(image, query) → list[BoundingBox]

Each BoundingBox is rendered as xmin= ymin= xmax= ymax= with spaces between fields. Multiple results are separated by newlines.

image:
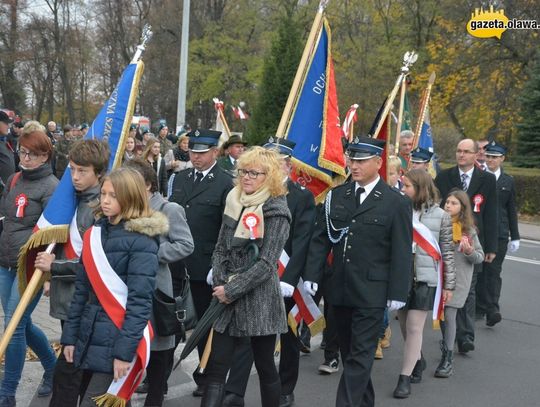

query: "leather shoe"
xmin=458 ymin=341 xmax=475 ymax=353
xmin=486 ymin=312 xmax=502 ymax=327
xmin=0 ymin=396 xmax=16 ymax=407
xmin=222 ymin=391 xmax=245 ymax=407
xmin=279 ymin=393 xmax=295 ymax=407
xmin=192 ymin=384 xmax=205 ymax=397
xmin=393 ymin=375 xmax=411 ymax=399
xmin=135 ymin=379 xmax=149 ymax=394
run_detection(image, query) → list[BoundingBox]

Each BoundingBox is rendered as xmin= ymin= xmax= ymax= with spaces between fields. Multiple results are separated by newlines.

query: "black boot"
xmin=200 ymin=383 xmax=224 ymax=407
xmin=410 ymin=353 xmax=426 ymax=383
xmin=435 ymin=341 xmax=454 ymax=378
xmin=260 ymin=379 xmax=281 ymax=407
xmin=393 ymin=375 xmax=411 ymax=399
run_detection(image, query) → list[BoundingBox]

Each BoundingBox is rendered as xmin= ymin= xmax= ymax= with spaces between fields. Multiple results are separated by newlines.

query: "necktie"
xmin=356 ymin=187 xmax=365 ymax=207
xmin=193 ymin=171 xmax=203 ymax=187
xmin=461 ymin=173 xmax=468 ymax=192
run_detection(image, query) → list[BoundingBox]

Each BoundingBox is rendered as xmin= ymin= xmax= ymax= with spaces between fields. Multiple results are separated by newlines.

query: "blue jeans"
xmin=0 ymin=266 xmax=57 ymax=397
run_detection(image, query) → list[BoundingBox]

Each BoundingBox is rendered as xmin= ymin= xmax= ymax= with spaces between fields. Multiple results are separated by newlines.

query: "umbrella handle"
xmin=198 ymin=328 xmax=214 ymax=374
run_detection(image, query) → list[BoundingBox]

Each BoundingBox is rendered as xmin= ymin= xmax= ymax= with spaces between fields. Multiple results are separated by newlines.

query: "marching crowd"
xmin=0 ymin=110 xmax=520 ymax=407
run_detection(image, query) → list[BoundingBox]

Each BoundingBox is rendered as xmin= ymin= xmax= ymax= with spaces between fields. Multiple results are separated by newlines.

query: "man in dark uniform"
xmin=169 ymin=129 xmax=234 ymax=396
xmin=221 ymin=137 xmax=316 ymax=407
xmin=435 ymin=138 xmax=498 ymax=353
xmin=304 ymin=136 xmax=412 ymax=407
xmin=0 ymin=111 xmax=15 ymax=186
xmin=409 ymin=146 xmax=433 ymax=171
xmin=482 ymin=141 xmax=520 ymax=327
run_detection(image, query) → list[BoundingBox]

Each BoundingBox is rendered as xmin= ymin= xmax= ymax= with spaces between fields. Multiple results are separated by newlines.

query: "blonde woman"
xmin=203 ymin=147 xmax=291 ymax=407
xmin=143 ymin=137 xmax=168 ymax=195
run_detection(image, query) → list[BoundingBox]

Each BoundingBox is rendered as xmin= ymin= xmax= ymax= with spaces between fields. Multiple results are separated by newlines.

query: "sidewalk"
xmin=517 ymin=221 xmax=540 ymax=241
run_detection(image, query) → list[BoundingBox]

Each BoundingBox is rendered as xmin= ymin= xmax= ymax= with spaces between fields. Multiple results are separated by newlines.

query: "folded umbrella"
xmin=174 ymin=242 xmax=259 ymax=370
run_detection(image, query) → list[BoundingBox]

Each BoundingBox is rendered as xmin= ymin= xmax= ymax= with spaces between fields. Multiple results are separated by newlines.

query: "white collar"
xmin=488 ymin=167 xmax=501 ymax=180
xmin=229 ymin=155 xmax=236 ymax=165
xmin=195 ymin=161 xmax=217 ymax=179
xmin=459 ymin=167 xmax=474 ymax=178
xmin=355 ymin=176 xmax=380 ymax=197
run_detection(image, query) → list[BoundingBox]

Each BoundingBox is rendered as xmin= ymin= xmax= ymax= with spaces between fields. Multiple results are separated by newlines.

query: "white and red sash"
xmin=412 ymin=219 xmax=444 ymax=326
xmin=82 ymin=226 xmax=153 ymax=406
xmin=277 ymin=251 xmax=325 ymax=336
xmin=64 ymin=209 xmax=83 ymax=259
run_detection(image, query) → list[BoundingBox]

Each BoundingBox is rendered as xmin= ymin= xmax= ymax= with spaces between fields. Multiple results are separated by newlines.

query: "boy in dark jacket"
xmin=34 ymin=139 xmax=109 ymax=406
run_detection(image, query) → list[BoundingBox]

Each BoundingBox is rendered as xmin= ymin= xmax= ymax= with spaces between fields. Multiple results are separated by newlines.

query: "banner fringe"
xmin=308 ymin=316 xmax=326 ymax=337
xmin=93 ymin=393 xmax=127 ymax=407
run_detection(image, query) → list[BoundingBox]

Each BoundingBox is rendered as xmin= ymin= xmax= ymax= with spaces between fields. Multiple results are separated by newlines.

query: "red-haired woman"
xmin=0 ymin=121 xmax=59 ymax=406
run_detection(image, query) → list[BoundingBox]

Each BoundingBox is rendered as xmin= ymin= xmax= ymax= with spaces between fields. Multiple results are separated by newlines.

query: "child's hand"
xmin=461 ymin=237 xmax=473 ymax=255
xmin=113 ymin=359 xmax=131 ymax=381
xmin=64 ymin=345 xmax=75 ymax=363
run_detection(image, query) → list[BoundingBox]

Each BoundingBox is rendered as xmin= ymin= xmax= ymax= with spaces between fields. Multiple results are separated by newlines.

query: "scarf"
xmin=452 ymin=216 xmax=462 ymax=243
xmin=223 ymin=185 xmax=271 ymax=243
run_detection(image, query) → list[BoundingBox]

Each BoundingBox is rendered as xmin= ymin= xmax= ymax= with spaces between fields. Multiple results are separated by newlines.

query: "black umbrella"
xmin=174 ymin=242 xmax=259 ymax=370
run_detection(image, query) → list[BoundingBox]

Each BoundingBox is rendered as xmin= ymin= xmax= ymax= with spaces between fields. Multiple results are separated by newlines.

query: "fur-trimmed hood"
xmin=124 ymin=211 xmax=169 ymax=237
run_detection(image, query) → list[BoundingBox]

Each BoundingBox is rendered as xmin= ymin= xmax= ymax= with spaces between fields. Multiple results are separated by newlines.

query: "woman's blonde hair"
xmin=96 ymin=167 xmax=153 ymax=224
xmin=387 ymin=155 xmax=402 ymax=173
xmin=235 ymin=146 xmax=287 ymax=197
xmin=142 ymin=136 xmax=160 ymax=160
xmin=177 ymin=134 xmax=189 ymax=146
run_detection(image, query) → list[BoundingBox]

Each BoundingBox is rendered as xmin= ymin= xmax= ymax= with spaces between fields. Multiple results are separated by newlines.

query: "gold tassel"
xmin=93 ymin=393 xmax=127 ymax=407
xmin=432 ymin=320 xmax=441 ymax=330
xmin=287 ymin=313 xmax=298 ymax=336
xmin=308 ymin=316 xmax=327 ymax=337
xmin=17 ymin=226 xmax=69 ymax=297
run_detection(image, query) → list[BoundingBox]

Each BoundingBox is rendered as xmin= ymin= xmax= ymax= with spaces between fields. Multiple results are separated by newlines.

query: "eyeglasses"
xmin=17 ymin=149 xmax=41 ymax=160
xmin=237 ymin=169 xmax=266 ymax=179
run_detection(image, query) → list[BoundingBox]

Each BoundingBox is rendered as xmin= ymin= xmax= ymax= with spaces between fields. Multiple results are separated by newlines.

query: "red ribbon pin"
xmin=472 ymin=194 xmax=484 ymax=213
xmin=15 ymin=193 xmax=28 ymax=218
xmin=242 ymin=212 xmax=260 ymax=240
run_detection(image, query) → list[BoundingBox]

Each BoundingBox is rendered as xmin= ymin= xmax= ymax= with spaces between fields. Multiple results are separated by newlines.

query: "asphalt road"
xmin=7 ymin=238 xmax=540 ymax=407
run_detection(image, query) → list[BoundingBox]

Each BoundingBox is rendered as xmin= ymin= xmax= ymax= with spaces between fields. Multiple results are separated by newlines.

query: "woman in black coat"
xmin=142 ymin=136 xmax=168 ymax=195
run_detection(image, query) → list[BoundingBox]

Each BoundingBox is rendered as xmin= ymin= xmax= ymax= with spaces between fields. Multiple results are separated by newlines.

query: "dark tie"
xmin=193 ymin=171 xmax=203 ymax=187
xmin=356 ymin=187 xmax=365 ymax=207
xmin=461 ymin=173 xmax=468 ymax=192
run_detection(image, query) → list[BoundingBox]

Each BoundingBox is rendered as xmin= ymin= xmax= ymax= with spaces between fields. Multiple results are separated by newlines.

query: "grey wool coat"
xmin=446 ymin=229 xmax=484 ymax=308
xmin=149 ymin=192 xmax=194 ymax=350
xmin=212 ymin=195 xmax=291 ymax=337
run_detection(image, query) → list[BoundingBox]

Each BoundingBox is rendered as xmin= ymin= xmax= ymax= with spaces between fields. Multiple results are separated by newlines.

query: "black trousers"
xmin=49 ymin=345 xmax=92 ymax=407
xmin=205 ymin=330 xmax=278 ymax=385
xmin=225 ymin=298 xmax=300 ymax=397
xmin=144 ymin=348 xmax=174 ymax=407
xmin=457 ymin=265 xmax=480 ymax=346
xmin=314 ymin=273 xmax=340 ymax=362
xmin=334 ymin=305 xmax=384 ymax=407
xmin=482 ymin=239 xmax=509 ymax=315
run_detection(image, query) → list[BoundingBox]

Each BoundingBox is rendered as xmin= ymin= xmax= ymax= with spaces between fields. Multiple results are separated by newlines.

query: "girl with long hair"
xmin=142 ymin=137 xmax=168 ymax=195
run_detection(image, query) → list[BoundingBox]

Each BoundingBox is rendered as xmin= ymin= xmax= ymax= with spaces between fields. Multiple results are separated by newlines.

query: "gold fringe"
xmin=17 ymin=226 xmax=69 ymax=296
xmin=308 ymin=316 xmax=326 ymax=337
xmin=288 ymin=313 xmax=299 ymax=336
xmin=93 ymin=393 xmax=127 ymax=407
xmin=432 ymin=320 xmax=441 ymax=330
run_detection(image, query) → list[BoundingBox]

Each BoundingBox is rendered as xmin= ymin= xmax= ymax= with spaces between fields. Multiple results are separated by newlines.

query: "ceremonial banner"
xmin=342 ymin=104 xmax=359 ymax=142
xmin=18 ymin=61 xmax=145 ymax=293
xmin=277 ymin=251 xmax=325 ymax=336
xmin=232 ymin=105 xmax=249 ymax=120
xmin=401 ymin=85 xmax=413 ymax=131
xmin=283 ymin=17 xmax=346 ymax=203
xmin=417 ymin=104 xmax=438 ymax=177
xmin=368 ymin=100 xmax=392 ymax=182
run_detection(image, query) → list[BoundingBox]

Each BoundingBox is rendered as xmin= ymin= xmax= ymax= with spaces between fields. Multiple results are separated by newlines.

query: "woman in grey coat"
xmin=203 ymin=147 xmax=291 ymax=407
xmin=435 ymin=189 xmax=484 ymax=378
xmin=394 ymin=170 xmax=456 ymax=399
xmin=124 ymin=158 xmax=194 ymax=407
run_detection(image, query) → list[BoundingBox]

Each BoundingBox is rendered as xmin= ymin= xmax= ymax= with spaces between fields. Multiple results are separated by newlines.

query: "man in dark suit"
xmin=169 ymin=129 xmax=234 ymax=396
xmin=481 ymin=141 xmax=520 ymax=327
xmin=434 ymin=138 xmax=498 ymax=353
xmin=217 ymin=135 xmax=247 ymax=174
xmin=220 ymin=137 xmax=316 ymax=407
xmin=304 ymin=136 xmax=413 ymax=407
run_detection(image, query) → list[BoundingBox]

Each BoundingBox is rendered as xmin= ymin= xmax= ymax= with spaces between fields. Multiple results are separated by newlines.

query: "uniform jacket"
xmin=304 ymin=179 xmax=413 ymax=308
xmin=496 ymin=169 xmax=520 ymax=241
xmin=447 ymin=228 xmax=484 ymax=308
xmin=0 ymin=164 xmax=58 ymax=268
xmin=61 ymin=212 xmax=167 ymax=373
xmin=413 ymin=205 xmax=456 ymax=290
xmin=212 ymin=196 xmax=291 ymax=337
xmin=217 ymin=156 xmax=235 ymax=173
xmin=435 ymin=166 xmax=498 ymax=253
xmin=149 ymin=192 xmax=194 ymax=351
xmin=169 ymin=164 xmax=234 ymax=281
xmin=281 ymin=180 xmax=316 ymax=287
xmin=49 ymin=185 xmax=100 ymax=320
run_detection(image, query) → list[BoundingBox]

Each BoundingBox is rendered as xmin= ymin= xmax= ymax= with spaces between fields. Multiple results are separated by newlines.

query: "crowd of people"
xmin=0 ymin=109 xmax=521 ymax=407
